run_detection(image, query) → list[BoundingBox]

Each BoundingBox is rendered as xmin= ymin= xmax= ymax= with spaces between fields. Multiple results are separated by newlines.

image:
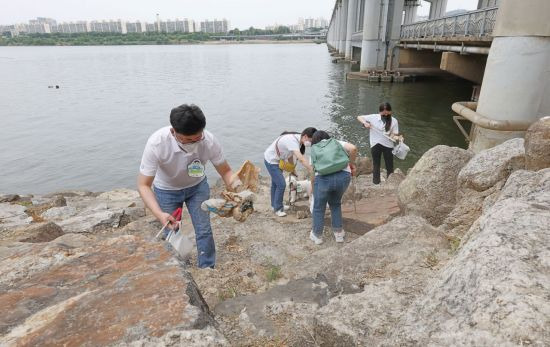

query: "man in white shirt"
xmin=138 ymin=104 xmax=239 ymax=268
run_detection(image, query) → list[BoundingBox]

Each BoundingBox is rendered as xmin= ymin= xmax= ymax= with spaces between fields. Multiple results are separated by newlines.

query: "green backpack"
xmin=311 ymin=139 xmax=350 ymax=175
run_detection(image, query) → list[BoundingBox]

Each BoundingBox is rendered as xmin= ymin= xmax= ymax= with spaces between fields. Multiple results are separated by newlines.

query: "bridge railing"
xmin=400 ymin=7 xmax=499 ymax=40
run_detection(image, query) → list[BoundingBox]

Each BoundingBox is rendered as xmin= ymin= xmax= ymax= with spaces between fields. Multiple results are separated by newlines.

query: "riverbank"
xmin=0 ymin=39 xmax=320 ymax=47
xmin=1 ymin=118 xmax=548 ymax=346
xmin=0 ymin=32 xmax=321 ymax=46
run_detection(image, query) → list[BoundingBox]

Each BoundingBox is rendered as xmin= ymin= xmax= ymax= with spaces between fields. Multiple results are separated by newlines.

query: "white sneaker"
xmin=334 ymin=230 xmax=345 ymax=243
xmin=283 ymin=205 xmax=290 ymax=211
xmin=309 ymin=231 xmax=323 ymax=245
xmin=275 ymin=210 xmax=287 ymax=217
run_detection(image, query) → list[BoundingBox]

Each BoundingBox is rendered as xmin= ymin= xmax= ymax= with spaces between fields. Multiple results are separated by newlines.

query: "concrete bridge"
xmin=327 ymin=0 xmax=549 ymax=152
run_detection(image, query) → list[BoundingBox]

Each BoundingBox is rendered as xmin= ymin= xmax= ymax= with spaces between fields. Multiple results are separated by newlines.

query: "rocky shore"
xmin=1 ymin=118 xmax=549 ymax=346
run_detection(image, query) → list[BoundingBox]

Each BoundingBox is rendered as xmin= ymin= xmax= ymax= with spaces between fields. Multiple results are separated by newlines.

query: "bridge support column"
xmin=403 ymin=2 xmax=418 ymax=24
xmin=345 ymin=0 xmax=358 ymax=60
xmin=428 ymin=0 xmax=448 ymax=19
xmin=469 ymin=0 xmax=550 ymax=152
xmin=339 ymin=0 xmax=349 ymax=54
xmin=385 ymin=0 xmax=405 ymax=70
xmin=360 ymin=0 xmax=383 ymax=71
xmin=335 ymin=4 xmax=342 ymax=54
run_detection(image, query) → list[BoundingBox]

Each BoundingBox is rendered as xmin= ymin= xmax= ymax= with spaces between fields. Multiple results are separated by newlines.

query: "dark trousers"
xmin=371 ymin=143 xmax=394 ymax=184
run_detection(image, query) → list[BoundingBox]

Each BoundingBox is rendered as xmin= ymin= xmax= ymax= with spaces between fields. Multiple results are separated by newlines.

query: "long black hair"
xmin=379 ymin=102 xmax=392 ymax=132
xmin=311 ymin=130 xmax=331 ymax=145
xmin=280 ymin=127 xmax=317 ymax=154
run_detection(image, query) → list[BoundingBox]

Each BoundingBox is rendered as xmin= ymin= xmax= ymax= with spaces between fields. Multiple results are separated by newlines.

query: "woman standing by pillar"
xmin=357 ymin=102 xmax=400 ymax=184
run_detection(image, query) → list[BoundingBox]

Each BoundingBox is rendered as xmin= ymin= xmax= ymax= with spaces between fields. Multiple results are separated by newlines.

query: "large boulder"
xmin=307 ymin=215 xmax=451 ymax=346
xmin=0 ymin=203 xmax=33 ymax=232
xmin=1 ymin=222 xmax=64 ymax=244
xmin=355 ymin=157 xmax=373 ymax=176
xmin=441 ymin=138 xmax=526 ymax=237
xmin=39 ymin=189 xmax=145 ymax=234
xmin=457 ymin=137 xmax=525 ymax=195
xmin=0 ymin=194 xmax=20 ymax=203
xmin=96 ymin=188 xmax=141 ymax=201
xmin=41 ymin=206 xmax=78 ymax=221
xmin=398 ymin=145 xmax=473 ymax=226
xmin=525 ymin=116 xmax=550 ymax=171
xmin=57 ymin=209 xmax=124 ymax=233
xmin=293 ymin=215 xmax=450 ymax=284
xmin=495 ymin=168 xmax=550 ymax=204
xmin=0 ymin=235 xmax=227 ymax=346
xmin=214 ymin=276 xmax=349 ymax=342
xmin=386 ymin=169 xmax=550 ymax=346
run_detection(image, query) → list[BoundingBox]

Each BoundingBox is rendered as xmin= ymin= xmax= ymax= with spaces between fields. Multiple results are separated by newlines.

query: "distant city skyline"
xmin=0 ymin=0 xmax=334 ymax=29
xmin=0 ymin=16 xmax=329 ymax=37
xmin=1 ymin=0 xmax=479 ymax=28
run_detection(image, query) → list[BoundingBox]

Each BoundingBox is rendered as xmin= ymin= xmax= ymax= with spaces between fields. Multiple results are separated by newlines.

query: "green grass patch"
xmin=266 ymin=265 xmax=282 ymax=282
xmin=448 ymin=236 xmax=462 ymax=253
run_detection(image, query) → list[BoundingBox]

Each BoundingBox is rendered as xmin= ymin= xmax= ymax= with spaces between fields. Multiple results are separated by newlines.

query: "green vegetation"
xmin=228 ymin=26 xmax=292 ymax=36
xmin=0 ymin=26 xmax=326 ymax=46
xmin=217 ymin=287 xmax=239 ymax=301
xmin=14 ymin=200 xmax=33 ymax=207
xmin=448 ymin=236 xmax=462 ymax=253
xmin=0 ymin=32 xmax=215 ymax=46
xmin=266 ymin=264 xmax=282 ymax=282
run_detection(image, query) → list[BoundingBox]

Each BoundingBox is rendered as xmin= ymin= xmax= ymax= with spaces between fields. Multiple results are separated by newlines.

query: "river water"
xmin=0 ymin=44 xmax=472 ymax=194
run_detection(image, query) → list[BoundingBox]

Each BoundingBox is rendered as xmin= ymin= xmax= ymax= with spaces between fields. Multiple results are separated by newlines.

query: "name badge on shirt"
xmin=187 ymin=159 xmax=205 ymax=178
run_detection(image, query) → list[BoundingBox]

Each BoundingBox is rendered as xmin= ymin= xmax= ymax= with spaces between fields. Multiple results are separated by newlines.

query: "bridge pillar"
xmin=329 ymin=11 xmax=336 ymax=50
xmin=469 ymin=0 xmax=550 ymax=152
xmin=403 ymin=2 xmax=418 ymax=24
xmin=360 ymin=0 xmax=383 ymax=71
xmin=428 ymin=0 xmax=448 ymax=19
xmin=335 ymin=4 xmax=342 ymax=54
xmin=345 ymin=0 xmax=358 ymax=60
xmin=339 ymin=0 xmax=349 ymax=54
xmin=386 ymin=0 xmax=405 ymax=70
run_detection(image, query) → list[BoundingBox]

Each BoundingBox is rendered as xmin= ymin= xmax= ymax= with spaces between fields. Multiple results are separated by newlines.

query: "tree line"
xmin=0 ymin=27 xmax=326 ymax=46
xmin=0 ymin=32 xmax=214 ymax=46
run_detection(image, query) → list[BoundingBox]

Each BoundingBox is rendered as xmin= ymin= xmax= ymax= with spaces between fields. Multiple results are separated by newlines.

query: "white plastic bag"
xmin=166 ymin=230 xmax=194 ymax=259
xmin=392 ymin=140 xmax=410 ymax=160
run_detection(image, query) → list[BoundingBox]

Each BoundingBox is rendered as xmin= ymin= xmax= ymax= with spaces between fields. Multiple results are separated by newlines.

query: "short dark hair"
xmin=311 ymin=130 xmax=331 ymax=145
xmin=170 ymin=104 xmax=206 ymax=135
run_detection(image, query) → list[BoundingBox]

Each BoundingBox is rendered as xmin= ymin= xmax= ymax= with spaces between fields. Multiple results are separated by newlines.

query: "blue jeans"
xmin=312 ymin=171 xmax=351 ymax=237
xmin=264 ymin=160 xmax=286 ymax=212
xmin=154 ymin=179 xmax=215 ymax=268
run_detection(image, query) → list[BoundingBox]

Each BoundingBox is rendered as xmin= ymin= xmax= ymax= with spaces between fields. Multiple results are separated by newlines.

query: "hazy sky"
xmin=1 ymin=0 xmax=479 ymax=28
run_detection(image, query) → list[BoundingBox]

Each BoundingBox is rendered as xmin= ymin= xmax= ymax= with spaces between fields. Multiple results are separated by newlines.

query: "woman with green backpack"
xmin=309 ymin=131 xmax=357 ymax=245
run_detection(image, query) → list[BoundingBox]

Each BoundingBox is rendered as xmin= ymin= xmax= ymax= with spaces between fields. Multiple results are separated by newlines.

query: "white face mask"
xmin=179 ymin=141 xmax=200 ymax=154
xmin=304 ymin=141 xmax=312 ymax=148
xmin=173 ymin=132 xmax=203 ymax=154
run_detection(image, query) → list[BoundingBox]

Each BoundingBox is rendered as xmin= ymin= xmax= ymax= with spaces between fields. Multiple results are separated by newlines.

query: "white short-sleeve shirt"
xmin=140 ymin=127 xmax=225 ymax=190
xmin=359 ymin=114 xmax=399 ymax=148
xmin=264 ymin=134 xmax=301 ymax=164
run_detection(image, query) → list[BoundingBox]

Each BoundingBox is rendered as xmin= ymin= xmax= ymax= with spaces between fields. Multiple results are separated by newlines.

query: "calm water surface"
xmin=0 ymin=44 xmax=472 ymax=194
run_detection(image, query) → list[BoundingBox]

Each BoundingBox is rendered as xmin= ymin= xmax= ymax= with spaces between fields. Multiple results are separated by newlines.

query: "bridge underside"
xmin=347 ymin=36 xmax=489 ymax=83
